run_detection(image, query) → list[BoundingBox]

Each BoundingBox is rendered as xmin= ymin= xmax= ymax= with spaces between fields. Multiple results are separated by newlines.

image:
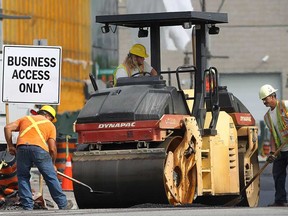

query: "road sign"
xmin=2 ymin=45 xmax=62 ymax=104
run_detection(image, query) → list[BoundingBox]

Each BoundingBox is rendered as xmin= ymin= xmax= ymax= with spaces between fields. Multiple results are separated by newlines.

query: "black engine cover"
xmin=77 ymin=80 xmax=190 ymax=123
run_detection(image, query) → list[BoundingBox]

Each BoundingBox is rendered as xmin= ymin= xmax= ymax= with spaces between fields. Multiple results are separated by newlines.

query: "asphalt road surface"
xmin=1 ymin=160 xmax=286 ymax=216
xmin=0 ymin=206 xmax=287 ymax=216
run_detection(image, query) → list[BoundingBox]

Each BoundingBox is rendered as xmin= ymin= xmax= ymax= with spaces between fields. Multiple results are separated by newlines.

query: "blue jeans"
xmin=16 ymin=145 xmax=67 ymax=210
xmin=272 ymin=151 xmax=288 ymax=203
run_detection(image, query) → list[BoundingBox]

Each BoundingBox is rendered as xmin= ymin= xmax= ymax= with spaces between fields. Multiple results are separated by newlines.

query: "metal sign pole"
xmin=5 ymin=102 xmax=9 ymax=124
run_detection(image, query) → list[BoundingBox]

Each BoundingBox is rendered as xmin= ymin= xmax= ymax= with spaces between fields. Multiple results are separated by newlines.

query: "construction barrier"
xmin=0 ymin=151 xmax=18 ymax=206
xmin=262 ymin=141 xmax=271 ymax=156
xmin=61 ymin=155 xmax=73 ymax=191
xmin=55 ymin=136 xmax=77 ymax=182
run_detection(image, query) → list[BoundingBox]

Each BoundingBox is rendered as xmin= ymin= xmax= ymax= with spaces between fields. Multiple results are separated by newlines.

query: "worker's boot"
xmin=62 ymin=200 xmax=73 ymax=210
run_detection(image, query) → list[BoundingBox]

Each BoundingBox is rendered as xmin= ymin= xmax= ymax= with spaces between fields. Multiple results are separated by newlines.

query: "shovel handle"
xmin=56 ymin=171 xmax=112 ymax=194
xmin=57 ymin=171 xmax=93 ymax=191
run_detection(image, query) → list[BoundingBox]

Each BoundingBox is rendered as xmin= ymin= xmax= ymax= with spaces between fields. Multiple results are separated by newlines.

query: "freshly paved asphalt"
xmin=1 ymin=159 xmax=286 ymax=215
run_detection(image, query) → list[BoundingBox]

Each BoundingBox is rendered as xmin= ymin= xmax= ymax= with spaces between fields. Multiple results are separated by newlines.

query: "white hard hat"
xmin=259 ymin=84 xmax=278 ymax=100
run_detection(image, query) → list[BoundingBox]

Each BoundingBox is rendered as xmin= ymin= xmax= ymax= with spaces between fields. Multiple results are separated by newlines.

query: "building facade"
xmin=2 ymin=0 xmax=91 ymax=113
xmin=117 ymin=0 xmax=288 ymax=126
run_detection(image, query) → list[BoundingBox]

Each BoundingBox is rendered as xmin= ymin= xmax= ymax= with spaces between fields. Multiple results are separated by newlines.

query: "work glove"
xmin=266 ymin=152 xmax=277 ymax=163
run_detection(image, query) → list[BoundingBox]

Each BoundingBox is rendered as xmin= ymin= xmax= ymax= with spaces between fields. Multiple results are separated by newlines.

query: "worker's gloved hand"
xmin=266 ymin=152 xmax=277 ymax=163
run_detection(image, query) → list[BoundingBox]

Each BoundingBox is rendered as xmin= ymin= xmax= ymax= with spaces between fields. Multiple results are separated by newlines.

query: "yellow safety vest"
xmin=264 ymin=100 xmax=288 ymax=148
xmin=113 ymin=64 xmax=130 ymax=86
xmin=113 ymin=63 xmax=144 ymax=86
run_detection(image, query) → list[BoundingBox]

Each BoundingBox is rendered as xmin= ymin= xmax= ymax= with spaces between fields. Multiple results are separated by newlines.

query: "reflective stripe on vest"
xmin=19 ymin=116 xmax=49 ymax=147
xmin=264 ymin=100 xmax=288 ymax=148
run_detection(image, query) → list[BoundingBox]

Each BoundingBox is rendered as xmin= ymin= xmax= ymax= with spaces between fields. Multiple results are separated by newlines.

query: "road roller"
xmin=73 ymin=11 xmax=260 ymax=208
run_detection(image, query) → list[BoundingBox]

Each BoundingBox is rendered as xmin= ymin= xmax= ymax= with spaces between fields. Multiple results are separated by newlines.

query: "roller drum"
xmin=72 ymin=148 xmax=168 ymax=208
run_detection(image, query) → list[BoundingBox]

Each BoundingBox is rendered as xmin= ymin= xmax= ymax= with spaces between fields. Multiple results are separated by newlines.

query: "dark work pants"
xmin=272 ymin=151 xmax=288 ymax=203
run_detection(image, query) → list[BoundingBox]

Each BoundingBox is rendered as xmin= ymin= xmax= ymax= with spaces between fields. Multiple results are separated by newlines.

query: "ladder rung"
xmin=202 ymin=189 xmax=212 ymax=193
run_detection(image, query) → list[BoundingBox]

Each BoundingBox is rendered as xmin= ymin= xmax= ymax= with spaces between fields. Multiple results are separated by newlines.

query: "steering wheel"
xmin=131 ymin=72 xmax=152 ymax=77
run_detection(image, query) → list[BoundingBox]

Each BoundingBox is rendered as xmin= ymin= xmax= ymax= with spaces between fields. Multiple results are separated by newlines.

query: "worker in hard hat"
xmin=259 ymin=84 xmax=288 ymax=207
xmin=113 ymin=44 xmax=157 ymax=85
xmin=4 ymin=105 xmax=73 ymax=210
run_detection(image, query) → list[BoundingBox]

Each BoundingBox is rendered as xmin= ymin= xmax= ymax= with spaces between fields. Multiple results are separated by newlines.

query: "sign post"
xmin=2 ymin=45 xmax=62 ymax=104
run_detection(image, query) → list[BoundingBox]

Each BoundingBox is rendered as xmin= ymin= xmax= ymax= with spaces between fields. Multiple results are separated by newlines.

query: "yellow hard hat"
xmin=40 ymin=105 xmax=57 ymax=122
xmin=129 ymin=44 xmax=149 ymax=58
xmin=259 ymin=84 xmax=278 ymax=100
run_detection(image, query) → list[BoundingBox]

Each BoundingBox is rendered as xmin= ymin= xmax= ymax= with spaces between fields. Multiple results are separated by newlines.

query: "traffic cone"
xmin=61 ymin=155 xmax=73 ymax=191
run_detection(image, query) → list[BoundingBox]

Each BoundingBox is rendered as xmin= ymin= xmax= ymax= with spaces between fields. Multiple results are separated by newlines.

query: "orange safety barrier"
xmin=0 ymin=151 xmax=18 ymax=206
xmin=61 ymin=155 xmax=73 ymax=191
xmin=261 ymin=141 xmax=271 ymax=157
xmin=55 ymin=136 xmax=77 ymax=182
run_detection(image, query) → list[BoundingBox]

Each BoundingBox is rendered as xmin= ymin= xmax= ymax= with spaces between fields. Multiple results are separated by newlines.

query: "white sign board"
xmin=2 ymin=45 xmax=62 ymax=104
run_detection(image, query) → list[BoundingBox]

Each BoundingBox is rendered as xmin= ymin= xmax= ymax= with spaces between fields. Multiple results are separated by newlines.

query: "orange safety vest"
xmin=16 ymin=115 xmax=56 ymax=152
xmin=264 ymin=100 xmax=288 ymax=148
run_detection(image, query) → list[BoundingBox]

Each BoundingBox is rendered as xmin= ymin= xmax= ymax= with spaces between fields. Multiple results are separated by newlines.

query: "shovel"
xmin=224 ymin=141 xmax=286 ymax=206
xmin=57 ymin=171 xmax=112 ymax=194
